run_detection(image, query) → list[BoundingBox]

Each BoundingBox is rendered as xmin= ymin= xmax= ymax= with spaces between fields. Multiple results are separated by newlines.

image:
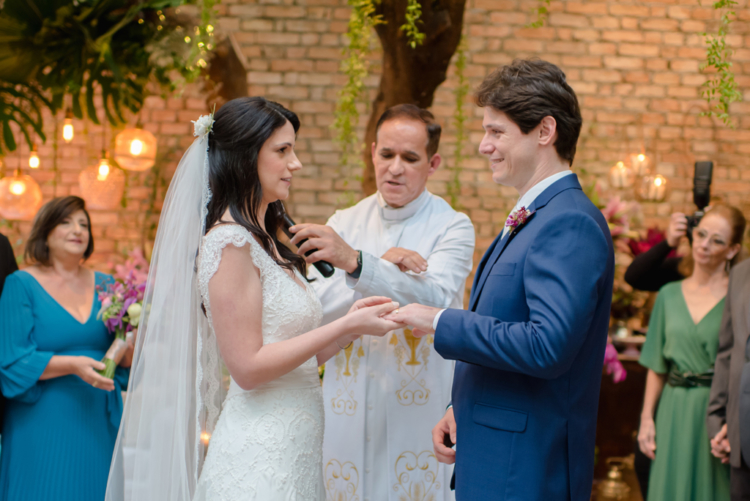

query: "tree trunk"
xmin=361 ymin=0 xmax=467 ymax=196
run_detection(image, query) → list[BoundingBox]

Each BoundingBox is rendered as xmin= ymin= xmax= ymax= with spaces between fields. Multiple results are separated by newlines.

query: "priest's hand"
xmin=384 ymin=303 xmax=440 ymax=338
xmin=381 ymin=247 xmax=428 ymax=274
xmin=289 ymin=224 xmax=359 ymax=273
xmin=432 ymin=407 xmax=456 ymax=464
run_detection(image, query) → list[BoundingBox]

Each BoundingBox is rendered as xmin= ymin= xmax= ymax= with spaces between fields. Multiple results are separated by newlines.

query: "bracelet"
xmin=336 ymin=339 xmax=353 ymax=350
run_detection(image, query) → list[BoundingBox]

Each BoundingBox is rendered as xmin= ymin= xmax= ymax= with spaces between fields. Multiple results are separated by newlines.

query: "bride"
xmin=105 ymin=98 xmax=402 ymax=501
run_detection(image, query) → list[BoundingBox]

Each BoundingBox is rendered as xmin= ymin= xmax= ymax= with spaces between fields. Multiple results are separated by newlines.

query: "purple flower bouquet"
xmin=96 ymin=249 xmax=148 ymax=379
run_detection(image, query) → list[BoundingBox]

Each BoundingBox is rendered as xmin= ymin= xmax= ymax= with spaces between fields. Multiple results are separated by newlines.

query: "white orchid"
xmin=192 ymin=114 xmax=214 ymax=138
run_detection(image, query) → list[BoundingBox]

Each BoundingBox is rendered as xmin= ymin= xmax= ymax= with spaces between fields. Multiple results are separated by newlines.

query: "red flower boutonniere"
xmin=505 ymin=206 xmax=536 ymax=235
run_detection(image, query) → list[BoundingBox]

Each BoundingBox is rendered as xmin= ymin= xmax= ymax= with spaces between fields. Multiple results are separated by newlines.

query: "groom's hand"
xmin=384 ymin=303 xmax=440 ymax=337
xmin=433 ymin=408 xmax=456 ymax=464
xmin=289 ymin=224 xmax=359 ymax=273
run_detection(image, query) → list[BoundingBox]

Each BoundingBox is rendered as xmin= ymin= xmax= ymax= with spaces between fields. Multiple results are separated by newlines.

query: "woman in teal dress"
xmin=0 ymin=196 xmax=132 ymax=501
xmin=638 ymin=205 xmax=746 ymax=501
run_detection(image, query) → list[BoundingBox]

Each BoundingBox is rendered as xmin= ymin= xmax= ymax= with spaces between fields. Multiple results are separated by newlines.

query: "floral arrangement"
xmin=96 ymin=249 xmax=150 ymax=379
xmin=505 ymin=206 xmax=535 ymax=233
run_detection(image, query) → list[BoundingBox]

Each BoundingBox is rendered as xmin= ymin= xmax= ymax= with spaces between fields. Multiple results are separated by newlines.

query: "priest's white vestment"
xmin=310 ymin=189 xmax=475 ymax=501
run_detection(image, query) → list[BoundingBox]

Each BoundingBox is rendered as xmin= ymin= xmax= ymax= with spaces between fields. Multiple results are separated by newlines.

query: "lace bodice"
xmin=194 ymin=224 xmax=326 ymax=501
xmin=198 ymin=223 xmax=323 ymax=350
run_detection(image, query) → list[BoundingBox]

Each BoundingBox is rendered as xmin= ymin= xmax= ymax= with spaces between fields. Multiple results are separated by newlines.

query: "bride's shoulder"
xmin=200 ymin=224 xmax=266 ymax=271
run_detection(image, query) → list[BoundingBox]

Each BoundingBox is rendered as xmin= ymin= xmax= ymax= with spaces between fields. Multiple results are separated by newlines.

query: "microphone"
xmin=279 ymin=205 xmax=335 ymax=278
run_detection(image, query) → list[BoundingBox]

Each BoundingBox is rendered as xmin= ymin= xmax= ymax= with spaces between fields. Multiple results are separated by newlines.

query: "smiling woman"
xmin=0 ymin=196 xmax=131 ymax=501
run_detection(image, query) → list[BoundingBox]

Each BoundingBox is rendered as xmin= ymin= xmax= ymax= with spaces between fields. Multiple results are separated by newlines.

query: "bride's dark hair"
xmin=206 ymin=97 xmax=306 ymax=276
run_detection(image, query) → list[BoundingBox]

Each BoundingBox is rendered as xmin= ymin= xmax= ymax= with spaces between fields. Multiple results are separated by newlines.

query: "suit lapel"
xmin=470 ymin=230 xmax=511 ymax=311
xmin=469 ymin=231 xmax=504 ymax=309
xmin=468 ymin=174 xmax=584 ymax=311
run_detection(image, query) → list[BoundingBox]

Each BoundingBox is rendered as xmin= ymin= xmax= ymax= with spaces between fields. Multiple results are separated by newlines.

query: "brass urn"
xmin=597 ymin=457 xmax=632 ymax=501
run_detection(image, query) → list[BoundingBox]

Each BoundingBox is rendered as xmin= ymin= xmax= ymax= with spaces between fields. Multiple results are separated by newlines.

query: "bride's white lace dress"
xmin=193 ymin=224 xmax=325 ymax=501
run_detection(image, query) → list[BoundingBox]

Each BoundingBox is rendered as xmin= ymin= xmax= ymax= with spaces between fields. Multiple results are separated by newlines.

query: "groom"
xmin=388 ymin=59 xmax=615 ymax=500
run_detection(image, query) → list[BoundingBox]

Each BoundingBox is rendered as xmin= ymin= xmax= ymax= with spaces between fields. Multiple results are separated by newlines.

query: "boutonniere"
xmin=505 ymin=206 xmax=536 ymax=235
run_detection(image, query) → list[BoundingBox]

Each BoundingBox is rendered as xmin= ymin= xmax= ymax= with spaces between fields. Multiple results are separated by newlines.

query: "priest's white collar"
xmin=376 ymin=188 xmax=430 ymax=222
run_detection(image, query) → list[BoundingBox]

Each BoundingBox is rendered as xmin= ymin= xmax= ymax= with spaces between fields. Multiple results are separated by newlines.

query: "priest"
xmin=290 ymin=104 xmax=475 ymax=501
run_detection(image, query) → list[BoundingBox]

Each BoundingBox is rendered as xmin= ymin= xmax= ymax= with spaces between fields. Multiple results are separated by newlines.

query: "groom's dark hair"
xmin=476 ymin=59 xmax=582 ymax=166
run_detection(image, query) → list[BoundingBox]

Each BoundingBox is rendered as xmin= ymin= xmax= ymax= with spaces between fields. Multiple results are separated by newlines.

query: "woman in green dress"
xmin=638 ymin=205 xmax=746 ymax=500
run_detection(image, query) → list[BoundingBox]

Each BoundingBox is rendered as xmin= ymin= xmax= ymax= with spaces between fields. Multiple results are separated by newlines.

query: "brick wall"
xmin=3 ymin=0 xmax=750 ymax=290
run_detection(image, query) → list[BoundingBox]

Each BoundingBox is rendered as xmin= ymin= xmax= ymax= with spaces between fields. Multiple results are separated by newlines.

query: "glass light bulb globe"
xmin=97 ymin=160 xmax=110 ymax=181
xmin=29 ymin=152 xmax=40 ymax=169
xmin=130 ymin=139 xmax=144 ymax=156
xmin=63 ymin=121 xmax=74 ymax=142
xmin=9 ymin=180 xmax=26 ymax=195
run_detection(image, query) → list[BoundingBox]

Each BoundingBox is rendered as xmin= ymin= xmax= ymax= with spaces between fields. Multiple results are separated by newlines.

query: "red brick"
xmin=641 ymin=18 xmax=679 ymax=31
xmin=611 ymin=4 xmax=650 ymax=17
xmin=548 ymin=13 xmax=590 ymax=28
xmin=670 ymin=59 xmax=699 ymax=72
xmin=566 ymin=2 xmax=608 ymax=15
xmin=618 ymin=43 xmax=660 ymax=57
xmin=604 ymin=56 xmax=644 ymax=70
xmin=264 ymin=6 xmax=306 ymax=18
xmin=562 ymin=55 xmax=603 ymax=68
xmin=588 ymin=43 xmax=617 ymax=55
xmin=602 ymin=30 xmax=643 ymax=42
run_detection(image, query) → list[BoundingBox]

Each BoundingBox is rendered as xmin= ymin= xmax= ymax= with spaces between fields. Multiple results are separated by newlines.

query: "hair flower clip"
xmin=192 ymin=113 xmax=215 ymax=139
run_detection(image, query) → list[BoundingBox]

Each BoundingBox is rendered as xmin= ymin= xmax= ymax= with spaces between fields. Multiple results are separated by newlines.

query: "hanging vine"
xmin=447 ymin=36 xmax=468 ymax=210
xmin=332 ymin=0 xmax=383 ymax=206
xmin=700 ymin=0 xmax=742 ymax=127
xmin=401 ymin=0 xmax=426 ymax=48
xmin=527 ymin=0 xmax=551 ymax=28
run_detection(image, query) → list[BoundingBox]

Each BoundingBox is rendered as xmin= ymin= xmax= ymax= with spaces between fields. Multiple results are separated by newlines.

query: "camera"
xmin=685 ymin=161 xmax=713 ymax=244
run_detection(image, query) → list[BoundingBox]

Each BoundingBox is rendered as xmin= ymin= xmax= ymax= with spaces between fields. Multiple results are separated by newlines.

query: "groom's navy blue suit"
xmin=435 ymin=174 xmax=614 ymax=500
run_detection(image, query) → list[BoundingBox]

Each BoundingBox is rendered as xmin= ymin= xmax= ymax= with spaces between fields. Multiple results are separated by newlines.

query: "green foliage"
xmin=0 ymin=0 xmax=217 ymax=153
xmin=527 ymin=0 xmax=551 ymax=28
xmin=700 ymin=0 xmax=742 ymax=127
xmin=400 ymin=0 xmax=425 ymax=49
xmin=332 ymin=0 xmax=382 ymax=201
xmin=447 ymin=36 xmax=468 ymax=211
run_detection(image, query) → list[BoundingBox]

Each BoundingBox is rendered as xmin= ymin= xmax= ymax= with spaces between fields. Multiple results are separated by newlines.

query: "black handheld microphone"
xmin=279 ymin=206 xmax=335 ymax=278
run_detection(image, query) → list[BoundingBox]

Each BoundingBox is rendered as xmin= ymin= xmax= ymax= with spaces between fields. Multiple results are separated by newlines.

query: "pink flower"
xmin=505 ymin=206 xmax=535 ymax=231
xmin=603 ymin=342 xmax=627 ymax=383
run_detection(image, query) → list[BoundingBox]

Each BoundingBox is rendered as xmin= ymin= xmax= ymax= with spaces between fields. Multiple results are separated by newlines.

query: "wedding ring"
xmin=93 ymin=381 xmax=98 ymax=388
xmin=394 ymin=308 xmax=400 ymax=315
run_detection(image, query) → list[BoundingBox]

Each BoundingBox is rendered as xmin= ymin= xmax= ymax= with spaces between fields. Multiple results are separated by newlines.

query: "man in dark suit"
xmin=707 ymin=258 xmax=750 ymax=500
xmin=0 ymin=232 xmax=17 ymax=296
xmin=388 ymin=59 xmax=615 ymax=500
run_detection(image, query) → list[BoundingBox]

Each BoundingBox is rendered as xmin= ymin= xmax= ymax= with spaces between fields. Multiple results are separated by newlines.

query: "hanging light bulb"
xmin=115 ymin=128 xmax=157 ymax=171
xmin=9 ymin=179 xmax=26 ymax=195
xmin=63 ymin=109 xmax=74 ymax=143
xmin=97 ymin=157 xmax=111 ymax=181
xmin=0 ymin=168 xmax=43 ymax=220
xmin=29 ymin=145 xmax=40 ymax=169
xmin=129 ymin=138 xmax=144 ymax=156
xmin=79 ymin=152 xmax=125 ymax=210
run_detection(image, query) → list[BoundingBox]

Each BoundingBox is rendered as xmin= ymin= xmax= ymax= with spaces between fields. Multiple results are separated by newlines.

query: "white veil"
xmin=105 ymin=124 xmax=225 ymax=500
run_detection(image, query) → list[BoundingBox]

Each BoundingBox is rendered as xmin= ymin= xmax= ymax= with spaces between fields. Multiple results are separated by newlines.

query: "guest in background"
xmin=638 ymin=205 xmax=746 ymax=501
xmin=707 ymin=251 xmax=750 ymax=500
xmin=624 ymin=211 xmax=686 ymax=291
xmin=625 ymin=211 xmax=687 ymax=498
xmin=0 ymin=233 xmax=17 ymax=295
xmin=0 ymin=232 xmax=18 ymax=446
xmin=0 ymin=196 xmax=132 ymax=501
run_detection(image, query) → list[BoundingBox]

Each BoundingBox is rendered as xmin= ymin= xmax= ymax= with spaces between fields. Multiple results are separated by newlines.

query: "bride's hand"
xmin=348 ymin=296 xmax=395 ymax=314
xmin=345 ymin=299 xmax=403 ymax=337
